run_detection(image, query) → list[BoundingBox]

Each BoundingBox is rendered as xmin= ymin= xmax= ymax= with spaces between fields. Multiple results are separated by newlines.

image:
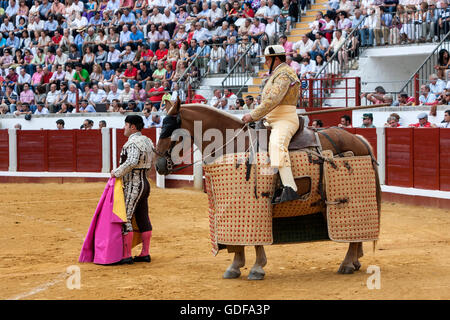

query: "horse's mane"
xmin=180 ymin=103 xmax=244 ymax=126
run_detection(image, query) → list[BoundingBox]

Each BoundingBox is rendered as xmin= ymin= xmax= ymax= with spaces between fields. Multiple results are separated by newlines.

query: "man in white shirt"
xmin=0 ymin=17 xmax=15 ymax=33
xmin=429 ymin=74 xmax=446 ymax=96
xmin=45 ymin=83 xmax=60 ymax=112
xmin=150 ymin=7 xmax=163 ymax=25
xmin=161 ymin=8 xmax=176 ymax=37
xmin=207 ymin=2 xmax=223 ymax=28
xmin=255 ymin=0 xmax=269 ymax=21
xmin=224 ymin=88 xmax=237 ymax=109
xmin=107 ymin=46 xmax=121 ymax=68
xmin=293 ymin=34 xmax=314 ymax=57
xmin=17 ymin=68 xmax=31 ymax=92
xmin=87 ymin=83 xmax=107 ymax=105
xmin=107 ymin=83 xmax=122 ymax=102
xmin=119 ymin=25 xmax=132 ymax=49
xmin=192 ymin=22 xmax=212 ymax=43
xmin=34 ymin=103 xmax=50 ymax=114
xmin=104 ymin=0 xmax=120 ymax=18
xmin=209 ymin=89 xmax=223 ymax=108
xmin=142 ymin=107 xmax=152 ymax=128
xmin=261 ymin=16 xmax=279 ymax=50
xmin=54 ymin=48 xmax=68 ymax=67
xmin=265 ymin=0 xmax=280 ymax=20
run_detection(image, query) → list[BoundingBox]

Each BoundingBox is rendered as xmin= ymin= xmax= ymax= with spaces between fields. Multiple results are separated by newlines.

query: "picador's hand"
xmin=242 ymin=114 xmax=254 ymax=123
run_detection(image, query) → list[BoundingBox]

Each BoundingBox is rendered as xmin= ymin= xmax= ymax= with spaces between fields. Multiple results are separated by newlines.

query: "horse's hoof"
xmin=223 ymin=269 xmax=241 ymax=279
xmin=337 ymin=265 xmax=355 ymax=274
xmin=353 ymin=261 xmax=361 ymax=271
xmin=248 ymin=270 xmax=265 ymax=280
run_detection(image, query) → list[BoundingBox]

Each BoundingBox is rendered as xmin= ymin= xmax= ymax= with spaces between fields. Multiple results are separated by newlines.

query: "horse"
xmin=155 ymin=99 xmax=381 ymax=280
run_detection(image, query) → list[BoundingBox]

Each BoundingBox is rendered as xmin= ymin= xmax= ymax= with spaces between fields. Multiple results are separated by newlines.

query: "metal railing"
xmin=299 ymin=76 xmax=361 ymax=108
xmin=397 ymin=30 xmax=450 ymax=99
xmin=221 ymin=41 xmax=258 ymax=97
xmin=175 ymin=45 xmax=208 ymax=103
xmin=314 ymin=15 xmax=368 ymax=80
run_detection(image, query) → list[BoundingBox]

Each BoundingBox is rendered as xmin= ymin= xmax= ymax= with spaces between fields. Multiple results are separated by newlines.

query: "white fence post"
xmin=376 ymin=127 xmax=385 ymax=185
xmin=8 ymin=128 xmax=17 ymax=172
xmin=101 ymin=127 xmax=111 ymax=173
xmin=193 ymin=147 xmax=203 ymax=190
xmin=155 ymin=127 xmax=165 ymax=188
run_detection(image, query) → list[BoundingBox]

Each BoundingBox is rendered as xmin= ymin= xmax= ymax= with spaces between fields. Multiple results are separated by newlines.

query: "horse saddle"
xmin=254 ymin=115 xmax=320 ymax=151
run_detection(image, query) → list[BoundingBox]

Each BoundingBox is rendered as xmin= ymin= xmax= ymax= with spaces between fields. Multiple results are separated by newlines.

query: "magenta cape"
xmin=79 ymin=178 xmax=125 ymax=265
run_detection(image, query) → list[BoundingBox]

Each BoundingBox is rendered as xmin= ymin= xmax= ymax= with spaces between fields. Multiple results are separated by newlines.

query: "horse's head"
xmin=155 ymin=98 xmax=182 ymax=175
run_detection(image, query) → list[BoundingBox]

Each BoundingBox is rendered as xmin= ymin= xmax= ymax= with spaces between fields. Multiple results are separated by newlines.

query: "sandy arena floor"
xmin=0 ymin=182 xmax=449 ymax=300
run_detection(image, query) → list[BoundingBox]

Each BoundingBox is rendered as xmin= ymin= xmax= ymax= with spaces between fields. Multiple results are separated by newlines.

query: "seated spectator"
xmin=409 ymin=112 xmax=436 ymax=128
xmin=19 ymin=83 xmax=35 ymax=106
xmin=438 ymin=109 xmax=450 ymax=128
xmin=429 ymin=74 xmax=446 ymax=96
xmin=1 ymin=85 xmax=18 ymax=113
xmin=142 ymin=107 xmax=152 ymax=128
xmin=286 ymin=55 xmax=301 ymax=75
xmin=119 ymin=45 xmax=136 ymax=69
xmin=243 ymin=95 xmax=256 ymax=110
xmin=278 ymin=0 xmax=293 ymax=33
xmin=207 ymin=2 xmax=224 ymax=29
xmin=154 ymin=41 xmax=168 ymax=64
xmin=77 ymin=99 xmax=96 ymax=113
xmin=120 ymin=100 xmax=140 ymax=113
xmin=147 ymin=80 xmax=164 ymax=111
xmin=45 ymin=83 xmax=60 ymax=113
xmin=338 ymin=114 xmax=352 ymax=128
xmin=324 ymin=29 xmax=345 ymax=60
xmin=384 ymin=114 xmax=402 ymax=128
xmin=209 ymin=88 xmax=222 ymax=108
xmin=310 ymin=32 xmax=329 ymax=61
xmin=34 ymin=103 xmax=50 ymax=114
xmin=248 ymin=18 xmax=265 ymax=41
xmin=67 ymin=83 xmax=82 ymax=110
xmin=360 ymin=113 xmax=376 ymax=128
xmin=0 ymin=103 xmax=10 ymax=114
xmin=419 ymin=84 xmax=437 ymax=105
xmin=293 ymin=34 xmax=314 ymax=58
xmin=435 ymin=49 xmax=450 ymax=80
xmin=150 ymin=113 xmax=162 ymax=128
xmin=87 ymin=83 xmax=107 ymax=106
xmin=261 ymin=15 xmax=279 ymax=52
xmin=81 ymin=119 xmax=94 ymax=129
xmin=132 ymin=82 xmax=147 ymax=111
xmin=393 ymin=92 xmax=415 ymax=106
xmin=152 ymin=60 xmax=167 ymax=82
xmin=73 ymin=63 xmax=90 ymax=91
xmin=361 ymin=86 xmax=387 ymax=105
xmin=224 ymin=88 xmax=237 ymax=108
xmin=119 ymin=82 xmax=134 ymax=105
xmin=212 ymin=21 xmax=229 ymax=44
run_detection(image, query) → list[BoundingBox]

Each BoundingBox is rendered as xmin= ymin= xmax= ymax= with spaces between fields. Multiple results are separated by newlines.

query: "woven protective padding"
xmin=323 ymin=150 xmax=380 ymax=242
xmin=204 ymin=152 xmax=277 ymax=255
xmin=272 ymin=150 xmax=324 ymax=218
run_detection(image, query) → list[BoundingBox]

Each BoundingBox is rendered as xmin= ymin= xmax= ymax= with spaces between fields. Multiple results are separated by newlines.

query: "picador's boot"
xmin=272 ymin=167 xmax=301 ymax=205
xmin=114 ymin=232 xmax=134 ymax=265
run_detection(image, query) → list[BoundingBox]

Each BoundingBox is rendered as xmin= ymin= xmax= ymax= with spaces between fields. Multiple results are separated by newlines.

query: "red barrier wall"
xmin=305 ymin=108 xmax=353 ymax=128
xmin=440 ymin=129 xmax=450 ymax=191
xmin=413 ymin=129 xmax=440 ymax=190
xmin=0 ymin=130 xmax=9 ymax=171
xmin=385 ymin=128 xmax=414 ymax=187
xmin=76 ymin=130 xmax=103 ymax=172
xmin=355 ymin=128 xmax=377 ymax=159
xmin=48 ymin=130 xmax=76 ymax=172
xmin=17 ymin=130 xmax=47 ymax=172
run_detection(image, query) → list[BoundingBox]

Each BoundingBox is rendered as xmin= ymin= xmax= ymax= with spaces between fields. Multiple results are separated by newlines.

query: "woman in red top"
xmin=242 ymin=2 xmax=254 ymax=19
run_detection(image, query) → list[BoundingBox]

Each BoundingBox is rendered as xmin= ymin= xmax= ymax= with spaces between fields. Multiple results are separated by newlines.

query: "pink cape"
xmin=78 ymin=178 xmax=124 ymax=265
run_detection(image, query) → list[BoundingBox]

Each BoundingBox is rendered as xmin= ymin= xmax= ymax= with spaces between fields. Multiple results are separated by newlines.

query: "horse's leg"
xmin=338 ymin=242 xmax=359 ymax=274
xmin=248 ymin=245 xmax=267 ymax=280
xmin=223 ymin=246 xmax=245 ymax=279
xmin=353 ymin=242 xmax=364 ymax=271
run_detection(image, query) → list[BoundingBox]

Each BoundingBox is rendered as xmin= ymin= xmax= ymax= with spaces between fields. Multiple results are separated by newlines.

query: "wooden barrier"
xmin=17 ymin=130 xmax=47 ymax=172
xmin=0 ymin=130 xmax=9 ymax=171
xmin=440 ymin=128 xmax=450 ymax=191
xmin=385 ymin=128 xmax=414 ymax=187
xmin=413 ymin=129 xmax=440 ymax=190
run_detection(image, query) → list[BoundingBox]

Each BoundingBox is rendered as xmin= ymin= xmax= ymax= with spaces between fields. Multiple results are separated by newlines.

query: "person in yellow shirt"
xmin=242 ymin=45 xmax=301 ymax=204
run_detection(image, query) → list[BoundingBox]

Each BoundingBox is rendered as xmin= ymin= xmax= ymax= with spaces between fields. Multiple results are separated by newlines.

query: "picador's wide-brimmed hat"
xmin=259 ymin=45 xmax=286 ymax=58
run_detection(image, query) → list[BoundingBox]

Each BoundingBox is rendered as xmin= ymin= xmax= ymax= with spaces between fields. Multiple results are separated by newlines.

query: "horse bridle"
xmin=156 ymin=115 xmax=251 ymax=174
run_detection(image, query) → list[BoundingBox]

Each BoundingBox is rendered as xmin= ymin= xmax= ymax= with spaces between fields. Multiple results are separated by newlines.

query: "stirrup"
xmin=271 ymin=186 xmax=301 ymax=205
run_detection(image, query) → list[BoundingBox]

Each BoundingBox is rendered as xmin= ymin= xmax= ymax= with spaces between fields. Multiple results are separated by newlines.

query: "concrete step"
xmin=310 ymin=4 xmax=326 ymax=10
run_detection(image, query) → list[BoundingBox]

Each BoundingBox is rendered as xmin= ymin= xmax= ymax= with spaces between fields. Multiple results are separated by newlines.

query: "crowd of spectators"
xmin=0 ymin=0 xmax=303 ymax=115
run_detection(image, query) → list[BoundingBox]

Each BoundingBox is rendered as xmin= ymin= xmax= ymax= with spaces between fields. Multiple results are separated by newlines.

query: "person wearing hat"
xmin=242 ymin=44 xmax=302 ymax=204
xmin=111 ymin=115 xmax=155 ymax=264
xmin=409 ymin=112 xmax=435 ymax=128
xmin=360 ymin=113 xmax=376 ymax=128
